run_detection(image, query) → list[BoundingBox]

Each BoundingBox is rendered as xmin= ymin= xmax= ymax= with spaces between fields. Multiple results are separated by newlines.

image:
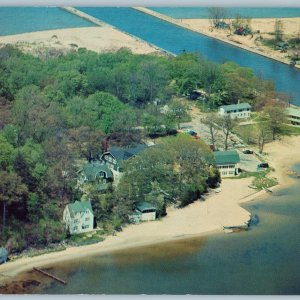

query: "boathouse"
xmin=214 ymin=150 xmax=240 ymax=178
xmin=134 ymin=202 xmax=156 ymax=221
xmin=219 ymin=103 xmax=251 ymax=119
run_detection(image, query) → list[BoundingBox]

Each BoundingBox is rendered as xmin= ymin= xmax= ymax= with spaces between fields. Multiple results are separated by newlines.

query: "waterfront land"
xmin=134 ymin=7 xmax=300 ymax=67
xmin=0 ymin=26 xmax=161 ymax=56
xmin=1 ymin=134 xmax=300 ymax=290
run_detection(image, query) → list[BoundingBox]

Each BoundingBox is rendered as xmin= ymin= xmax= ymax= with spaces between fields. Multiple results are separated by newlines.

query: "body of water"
xmin=150 ymin=7 xmax=300 ymax=19
xmin=78 ymin=7 xmax=300 ymax=106
xmin=40 ymin=166 xmax=300 ymax=294
xmin=0 ymin=7 xmax=94 ymax=36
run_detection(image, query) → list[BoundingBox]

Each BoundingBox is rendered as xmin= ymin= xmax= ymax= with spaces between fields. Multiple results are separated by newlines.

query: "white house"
xmin=63 ymin=200 xmax=94 ymax=235
xmin=219 ymin=103 xmax=251 ymax=119
xmin=214 ymin=150 xmax=240 ymax=178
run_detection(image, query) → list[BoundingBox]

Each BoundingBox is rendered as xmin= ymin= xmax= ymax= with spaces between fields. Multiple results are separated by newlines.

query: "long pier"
xmin=33 ymin=267 xmax=66 ymax=285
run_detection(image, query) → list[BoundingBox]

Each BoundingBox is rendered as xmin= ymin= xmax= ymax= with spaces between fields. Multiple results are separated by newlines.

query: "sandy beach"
xmin=0 ymin=26 xmax=162 ymax=56
xmin=1 ymin=135 xmax=300 ymax=285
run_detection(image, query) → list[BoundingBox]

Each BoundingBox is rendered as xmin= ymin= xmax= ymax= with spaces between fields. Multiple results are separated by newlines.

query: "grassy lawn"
xmin=67 ymin=230 xmax=106 ymax=246
xmin=234 ymin=169 xmax=278 ymax=190
xmin=280 ymin=124 xmax=300 ymax=136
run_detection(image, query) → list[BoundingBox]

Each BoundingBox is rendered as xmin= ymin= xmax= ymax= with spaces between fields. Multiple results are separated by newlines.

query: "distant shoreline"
xmin=133 ymin=7 xmax=300 ymax=69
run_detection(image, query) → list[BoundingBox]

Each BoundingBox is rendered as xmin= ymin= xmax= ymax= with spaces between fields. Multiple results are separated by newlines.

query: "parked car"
xmin=185 ymin=130 xmax=200 ymax=139
xmin=243 ymin=149 xmax=254 ymax=154
xmin=257 ymin=163 xmax=269 ymax=169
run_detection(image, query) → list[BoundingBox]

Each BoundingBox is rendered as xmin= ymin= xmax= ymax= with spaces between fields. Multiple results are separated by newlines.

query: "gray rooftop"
xmin=287 ymin=107 xmax=300 ymax=118
xmin=81 ymin=160 xmax=113 ymax=181
xmin=220 ymin=103 xmax=251 ymax=112
xmin=135 ymin=201 xmax=156 ymax=212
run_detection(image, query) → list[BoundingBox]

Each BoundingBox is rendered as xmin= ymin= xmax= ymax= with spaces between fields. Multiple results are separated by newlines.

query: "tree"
xmin=274 ymin=19 xmax=284 ymax=42
xmin=263 ymin=101 xmax=287 ymax=140
xmin=0 ymin=171 xmax=28 ymax=233
xmin=201 ymin=113 xmax=221 ymax=150
xmin=167 ymin=99 xmax=189 ymax=129
xmin=255 ymin=123 xmax=271 ymax=154
xmin=0 ymin=135 xmax=14 ymax=170
xmin=218 ymin=115 xmax=237 ymax=150
xmin=208 ymin=7 xmax=227 ymax=28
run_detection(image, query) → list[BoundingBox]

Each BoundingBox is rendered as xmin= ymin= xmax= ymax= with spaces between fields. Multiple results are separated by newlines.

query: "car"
xmin=257 ymin=163 xmax=269 ymax=169
xmin=186 ymin=130 xmax=200 ymax=139
xmin=243 ymin=149 xmax=254 ymax=154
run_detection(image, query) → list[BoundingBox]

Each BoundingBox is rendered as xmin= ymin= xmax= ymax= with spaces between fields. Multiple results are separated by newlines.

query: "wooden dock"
xmin=33 ymin=267 xmax=66 ymax=285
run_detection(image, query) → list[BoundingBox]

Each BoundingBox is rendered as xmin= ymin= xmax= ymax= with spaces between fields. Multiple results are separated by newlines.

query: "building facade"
xmin=214 ymin=150 xmax=240 ymax=178
xmin=219 ymin=103 xmax=251 ymax=119
xmin=287 ymin=107 xmax=300 ymax=126
xmin=63 ymin=200 xmax=94 ymax=235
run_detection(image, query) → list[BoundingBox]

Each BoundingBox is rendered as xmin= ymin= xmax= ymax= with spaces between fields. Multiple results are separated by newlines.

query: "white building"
xmin=214 ymin=150 xmax=240 ymax=178
xmin=63 ymin=200 xmax=94 ymax=235
xmin=286 ymin=107 xmax=300 ymax=126
xmin=219 ymin=103 xmax=251 ymax=119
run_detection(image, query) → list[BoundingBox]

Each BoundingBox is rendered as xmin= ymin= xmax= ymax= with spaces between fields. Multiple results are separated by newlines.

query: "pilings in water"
xmin=33 ymin=267 xmax=66 ymax=285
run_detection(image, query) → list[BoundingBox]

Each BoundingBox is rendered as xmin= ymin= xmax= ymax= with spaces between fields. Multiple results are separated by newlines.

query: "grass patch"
xmin=233 ymin=169 xmax=278 ymax=190
xmin=67 ymin=230 xmax=105 ymax=247
xmin=280 ymin=124 xmax=300 ymax=136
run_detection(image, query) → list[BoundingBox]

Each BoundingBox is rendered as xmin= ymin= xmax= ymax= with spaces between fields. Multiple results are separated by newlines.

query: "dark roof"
xmin=105 ymin=144 xmax=147 ymax=164
xmin=214 ymin=150 xmax=240 ymax=165
xmin=67 ymin=200 xmax=93 ymax=218
xmin=220 ymin=103 xmax=251 ymax=112
xmin=135 ymin=201 xmax=156 ymax=212
xmin=81 ymin=161 xmax=113 ymax=181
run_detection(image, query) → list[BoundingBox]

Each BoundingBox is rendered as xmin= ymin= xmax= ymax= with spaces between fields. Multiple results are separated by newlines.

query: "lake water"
xmin=0 ymin=7 xmax=94 ymax=36
xmin=78 ymin=7 xmax=300 ymax=106
xmin=150 ymin=7 xmax=300 ymax=19
xmin=39 ymin=165 xmax=300 ymax=294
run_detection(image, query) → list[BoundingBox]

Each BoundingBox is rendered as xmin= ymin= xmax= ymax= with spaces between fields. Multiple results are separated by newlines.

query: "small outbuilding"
xmin=134 ymin=202 xmax=156 ymax=222
xmin=0 ymin=247 xmax=8 ymax=264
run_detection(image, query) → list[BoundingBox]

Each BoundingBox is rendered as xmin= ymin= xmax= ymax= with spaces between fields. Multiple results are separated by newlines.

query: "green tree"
xmin=0 ymin=135 xmax=14 ymax=170
xmin=0 ymin=171 xmax=28 ymax=233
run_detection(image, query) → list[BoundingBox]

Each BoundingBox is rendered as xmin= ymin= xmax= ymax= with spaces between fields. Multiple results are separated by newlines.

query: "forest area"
xmin=0 ymin=45 xmax=283 ymax=252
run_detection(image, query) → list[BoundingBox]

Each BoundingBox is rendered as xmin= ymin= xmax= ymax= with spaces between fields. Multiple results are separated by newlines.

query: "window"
xmin=82 ymin=225 xmax=90 ymax=229
xmin=73 ymin=226 xmax=78 ymax=231
xmin=85 ymin=217 xmax=89 ymax=221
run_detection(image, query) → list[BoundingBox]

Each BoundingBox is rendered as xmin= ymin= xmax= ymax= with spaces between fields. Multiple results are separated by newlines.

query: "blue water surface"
xmin=78 ymin=7 xmax=300 ymax=105
xmin=149 ymin=7 xmax=300 ymax=19
xmin=0 ymin=7 xmax=95 ymax=36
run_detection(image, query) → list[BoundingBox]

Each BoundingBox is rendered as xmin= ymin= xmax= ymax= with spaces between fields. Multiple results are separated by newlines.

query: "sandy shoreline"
xmin=0 ymin=26 xmax=162 ymax=56
xmin=1 ymin=135 xmax=300 ymax=284
xmin=134 ymin=7 xmax=300 ymax=68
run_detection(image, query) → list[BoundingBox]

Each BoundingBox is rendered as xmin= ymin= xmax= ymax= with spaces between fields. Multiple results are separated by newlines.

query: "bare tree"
xmin=201 ymin=113 xmax=221 ymax=150
xmin=255 ymin=123 xmax=271 ymax=154
xmin=208 ymin=7 xmax=227 ymax=28
xmin=218 ymin=115 xmax=237 ymax=150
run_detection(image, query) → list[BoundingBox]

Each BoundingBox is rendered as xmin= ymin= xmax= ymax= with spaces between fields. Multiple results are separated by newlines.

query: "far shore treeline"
xmin=0 ymin=46 xmax=285 ymax=252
